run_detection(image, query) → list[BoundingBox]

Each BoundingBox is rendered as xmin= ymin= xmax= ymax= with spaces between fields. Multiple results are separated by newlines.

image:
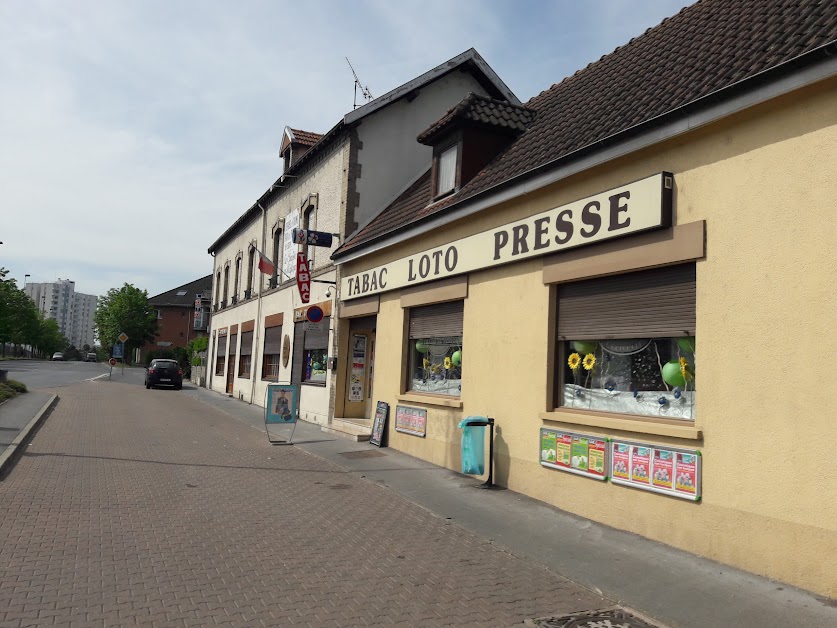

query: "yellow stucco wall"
xmin=341 ymin=77 xmax=837 ymax=597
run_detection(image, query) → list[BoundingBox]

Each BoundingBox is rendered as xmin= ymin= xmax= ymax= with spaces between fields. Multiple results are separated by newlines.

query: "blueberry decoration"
xmin=632 ymin=387 xmax=639 ymax=398
xmin=658 ymin=396 xmax=668 ymax=406
xmin=575 ymin=388 xmax=584 ymax=398
xmin=605 ymin=380 xmax=616 ymax=392
xmin=673 ymin=387 xmax=682 ymax=399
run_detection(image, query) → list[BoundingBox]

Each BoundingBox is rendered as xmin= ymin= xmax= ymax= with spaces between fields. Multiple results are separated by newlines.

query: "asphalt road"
xmin=1 ymin=359 xmax=119 ymax=389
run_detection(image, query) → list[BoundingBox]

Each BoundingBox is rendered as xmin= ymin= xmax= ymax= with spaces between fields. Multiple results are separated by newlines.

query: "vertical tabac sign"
xmin=296 ymin=253 xmax=311 ymax=303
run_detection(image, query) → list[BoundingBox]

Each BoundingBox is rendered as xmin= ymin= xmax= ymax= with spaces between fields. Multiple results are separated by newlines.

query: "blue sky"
xmin=0 ymin=0 xmax=693 ymax=298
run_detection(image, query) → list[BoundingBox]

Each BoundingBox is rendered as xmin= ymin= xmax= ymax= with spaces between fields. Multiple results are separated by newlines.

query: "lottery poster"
xmin=675 ymin=453 xmax=698 ymax=495
xmin=539 ymin=429 xmax=607 ymax=481
xmin=631 ymin=446 xmax=651 ymax=485
xmin=612 ymin=443 xmax=630 ymax=480
xmin=610 ymin=440 xmax=701 ymax=501
xmin=652 ymin=449 xmax=674 ymax=489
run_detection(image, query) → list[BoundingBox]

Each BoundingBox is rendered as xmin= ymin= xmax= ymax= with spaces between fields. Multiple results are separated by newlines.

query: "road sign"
xmin=112 ymin=343 xmax=123 ymax=358
xmin=306 ymin=305 xmax=324 ymax=323
xmin=109 ymin=357 xmax=117 ymax=366
xmin=118 ymin=332 xmax=129 ymax=343
xmin=296 ymin=253 xmax=310 ymax=304
xmin=292 ymin=228 xmax=334 ymax=248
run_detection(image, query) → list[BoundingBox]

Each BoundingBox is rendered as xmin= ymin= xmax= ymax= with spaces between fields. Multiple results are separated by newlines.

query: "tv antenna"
xmin=346 ymin=57 xmax=373 ymax=109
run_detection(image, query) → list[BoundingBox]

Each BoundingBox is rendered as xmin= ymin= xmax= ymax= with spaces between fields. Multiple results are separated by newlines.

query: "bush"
xmin=0 ymin=384 xmax=16 ymax=402
xmin=4 ymin=379 xmax=27 ymax=393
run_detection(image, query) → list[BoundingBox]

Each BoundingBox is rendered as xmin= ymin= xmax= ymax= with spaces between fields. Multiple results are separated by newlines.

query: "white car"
xmin=52 ymin=352 xmax=64 ymax=361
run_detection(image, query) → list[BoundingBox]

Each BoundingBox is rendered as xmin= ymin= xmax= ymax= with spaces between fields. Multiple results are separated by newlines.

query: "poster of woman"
xmin=266 ymin=384 xmax=298 ymax=424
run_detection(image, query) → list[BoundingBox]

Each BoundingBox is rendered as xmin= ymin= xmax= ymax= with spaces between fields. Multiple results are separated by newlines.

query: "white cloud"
xmin=0 ymin=0 xmax=693 ymax=296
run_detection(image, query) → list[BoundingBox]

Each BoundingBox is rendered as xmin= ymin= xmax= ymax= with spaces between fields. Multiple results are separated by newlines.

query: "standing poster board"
xmin=264 ymin=383 xmax=299 ymax=444
xmin=395 ymin=405 xmax=427 ymax=437
xmin=369 ymin=401 xmax=389 ymax=447
xmin=539 ymin=428 xmax=607 ymax=480
xmin=610 ymin=439 xmax=701 ymax=501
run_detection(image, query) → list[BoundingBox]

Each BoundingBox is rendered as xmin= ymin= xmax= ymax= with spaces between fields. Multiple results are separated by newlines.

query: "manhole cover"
xmin=529 ymin=606 xmax=664 ymax=628
xmin=338 ymin=450 xmax=386 ymax=459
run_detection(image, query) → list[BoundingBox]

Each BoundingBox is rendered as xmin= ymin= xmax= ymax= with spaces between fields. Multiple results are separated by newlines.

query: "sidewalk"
xmin=186 ymin=385 xmax=837 ymax=628
xmin=0 ymin=391 xmax=55 ymax=473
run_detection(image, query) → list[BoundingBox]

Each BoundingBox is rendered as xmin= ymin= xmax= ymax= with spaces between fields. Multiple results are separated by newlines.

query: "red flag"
xmin=257 ymin=250 xmax=275 ymax=276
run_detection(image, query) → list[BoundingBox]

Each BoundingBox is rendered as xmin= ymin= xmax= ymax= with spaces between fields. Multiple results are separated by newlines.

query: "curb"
xmin=0 ymin=394 xmax=58 ymax=480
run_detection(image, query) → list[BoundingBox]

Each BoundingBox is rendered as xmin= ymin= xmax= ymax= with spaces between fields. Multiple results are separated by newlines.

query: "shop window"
xmin=292 ymin=317 xmax=329 ymax=385
xmin=215 ymin=334 xmax=227 ymax=375
xmin=408 ymin=301 xmax=463 ymax=397
xmin=238 ymin=330 xmax=253 ymax=378
xmin=557 ymin=264 xmax=696 ymax=420
xmin=262 ymin=325 xmax=282 ymax=380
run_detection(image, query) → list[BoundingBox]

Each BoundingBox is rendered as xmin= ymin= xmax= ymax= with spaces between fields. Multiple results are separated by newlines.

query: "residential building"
xmin=144 ymin=275 xmax=213 ymax=360
xmin=206 ymin=49 xmax=516 ymax=431
xmin=331 ymin=0 xmax=837 ymax=599
xmin=24 ymin=279 xmax=97 ymax=348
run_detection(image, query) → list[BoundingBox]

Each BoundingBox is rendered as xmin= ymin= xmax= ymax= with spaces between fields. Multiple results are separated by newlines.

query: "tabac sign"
xmin=342 ymin=172 xmax=673 ymax=300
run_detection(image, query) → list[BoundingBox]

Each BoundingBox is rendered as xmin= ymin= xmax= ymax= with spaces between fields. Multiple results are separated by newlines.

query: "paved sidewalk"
xmin=0 ymin=391 xmax=52 ymax=455
xmin=186 ymin=386 xmax=837 ymax=628
xmin=0 ymin=380 xmax=606 ymax=627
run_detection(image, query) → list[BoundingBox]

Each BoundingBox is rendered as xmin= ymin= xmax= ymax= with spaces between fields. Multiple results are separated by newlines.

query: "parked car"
xmin=85 ymin=353 xmax=98 ymax=362
xmin=145 ymin=359 xmax=183 ymax=390
xmin=52 ymin=352 xmax=64 ymax=361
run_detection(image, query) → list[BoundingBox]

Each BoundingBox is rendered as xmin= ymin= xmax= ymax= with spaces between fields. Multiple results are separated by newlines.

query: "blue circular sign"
xmin=306 ymin=305 xmax=324 ymax=323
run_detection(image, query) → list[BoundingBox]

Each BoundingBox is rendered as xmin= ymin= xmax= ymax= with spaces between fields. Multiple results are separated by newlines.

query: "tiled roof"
xmin=289 ymin=128 xmax=323 ymax=146
xmin=148 ymin=275 xmax=213 ymax=307
xmin=417 ymin=93 xmax=536 ymax=145
xmin=335 ymin=0 xmax=837 ymax=257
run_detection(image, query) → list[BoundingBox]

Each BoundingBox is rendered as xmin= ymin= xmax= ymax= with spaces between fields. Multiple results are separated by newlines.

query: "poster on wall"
xmin=282 ymin=209 xmax=300 ymax=282
xmin=539 ymin=428 xmax=607 ymax=480
xmin=349 ymin=335 xmax=366 ymax=403
xmin=370 ymin=401 xmax=389 ymax=447
xmin=610 ymin=439 xmax=701 ymax=501
xmin=395 ymin=405 xmax=427 ymax=437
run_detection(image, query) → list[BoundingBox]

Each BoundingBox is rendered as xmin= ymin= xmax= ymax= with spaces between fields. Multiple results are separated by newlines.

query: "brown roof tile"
xmin=336 ymin=0 xmax=837 ymax=256
xmin=417 ymin=93 xmax=536 ymax=145
xmin=289 ymin=128 xmax=323 ymax=146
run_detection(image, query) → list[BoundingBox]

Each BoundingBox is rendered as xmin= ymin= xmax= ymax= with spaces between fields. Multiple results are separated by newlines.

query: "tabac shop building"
xmin=331 ymin=0 xmax=837 ymax=598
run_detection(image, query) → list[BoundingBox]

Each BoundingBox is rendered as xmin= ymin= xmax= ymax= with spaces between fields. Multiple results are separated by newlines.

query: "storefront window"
xmin=562 ymin=337 xmax=695 ymax=419
xmin=304 ymin=348 xmax=327 ymax=383
xmin=409 ymin=337 xmax=463 ymax=397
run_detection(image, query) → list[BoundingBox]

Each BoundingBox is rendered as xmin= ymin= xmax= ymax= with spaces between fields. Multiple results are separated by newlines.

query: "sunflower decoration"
xmin=444 ymin=356 xmax=452 ymax=370
xmin=567 ymin=352 xmax=581 ymax=371
xmin=679 ymin=356 xmax=693 ymax=381
xmin=423 ymin=358 xmax=431 ymax=370
xmin=582 ymin=353 xmax=596 ymax=371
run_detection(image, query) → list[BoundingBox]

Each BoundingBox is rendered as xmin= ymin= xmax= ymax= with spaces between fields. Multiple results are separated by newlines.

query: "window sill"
xmin=539 ymin=409 xmax=702 ymax=440
xmin=302 ymin=381 xmax=327 ymax=387
xmin=398 ymin=393 xmax=462 ymax=409
xmin=237 ymin=375 xmax=251 ymax=379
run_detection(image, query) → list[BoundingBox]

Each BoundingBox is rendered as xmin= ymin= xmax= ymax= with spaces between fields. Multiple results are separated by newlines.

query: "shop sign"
xmin=342 ymin=172 xmax=673 ymax=300
xmin=395 ymin=405 xmax=427 ymax=437
xmin=296 ymin=253 xmax=311 ymax=303
xmin=610 ymin=439 xmax=701 ymax=501
xmin=540 ymin=428 xmax=607 ymax=480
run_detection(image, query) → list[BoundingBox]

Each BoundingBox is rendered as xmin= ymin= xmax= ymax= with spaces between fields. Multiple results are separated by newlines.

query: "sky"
xmin=0 ymin=0 xmax=694 ymax=299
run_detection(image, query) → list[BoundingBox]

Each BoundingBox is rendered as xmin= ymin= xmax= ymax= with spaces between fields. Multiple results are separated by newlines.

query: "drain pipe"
xmin=250 ymin=203 xmax=268 ymax=404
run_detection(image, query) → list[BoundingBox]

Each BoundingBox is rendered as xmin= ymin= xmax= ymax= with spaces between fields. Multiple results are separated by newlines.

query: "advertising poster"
xmin=540 ymin=430 xmax=557 ymax=464
xmin=612 ymin=443 xmax=630 ymax=480
xmin=539 ymin=429 xmax=607 ymax=480
xmin=266 ymin=384 xmax=298 ymax=424
xmin=370 ymin=401 xmax=389 ymax=447
xmin=652 ymin=449 xmax=674 ymax=489
xmin=588 ymin=439 xmax=607 ymax=477
xmin=349 ymin=335 xmax=366 ymax=402
xmin=571 ymin=436 xmax=589 ymax=472
xmin=610 ymin=439 xmax=701 ymax=501
xmin=395 ymin=405 xmax=427 ymax=437
xmin=631 ymin=446 xmax=651 ymax=484
xmin=282 ymin=209 xmax=300 ymax=281
xmin=675 ymin=453 xmax=698 ymax=495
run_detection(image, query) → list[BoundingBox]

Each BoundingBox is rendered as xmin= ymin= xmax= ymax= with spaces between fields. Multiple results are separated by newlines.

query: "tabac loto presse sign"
xmin=341 ymin=172 xmax=673 ymax=300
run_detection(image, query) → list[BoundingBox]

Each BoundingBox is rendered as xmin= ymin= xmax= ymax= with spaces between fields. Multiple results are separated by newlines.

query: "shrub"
xmin=0 ymin=384 xmax=16 ymax=402
xmin=4 ymin=380 xmax=27 ymax=393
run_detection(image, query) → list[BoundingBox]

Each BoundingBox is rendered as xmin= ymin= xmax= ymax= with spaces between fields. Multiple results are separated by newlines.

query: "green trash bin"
xmin=458 ymin=417 xmax=495 ymax=487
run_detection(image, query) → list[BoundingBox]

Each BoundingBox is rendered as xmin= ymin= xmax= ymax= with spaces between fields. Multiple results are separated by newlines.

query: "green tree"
xmin=93 ymin=284 xmax=157 ymax=364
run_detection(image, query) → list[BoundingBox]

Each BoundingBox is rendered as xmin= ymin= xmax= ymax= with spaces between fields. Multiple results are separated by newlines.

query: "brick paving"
xmin=0 ymin=380 xmax=605 ymax=627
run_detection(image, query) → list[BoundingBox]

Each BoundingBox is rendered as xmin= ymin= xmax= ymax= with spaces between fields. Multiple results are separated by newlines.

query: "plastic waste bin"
xmin=458 ymin=416 xmax=491 ymax=475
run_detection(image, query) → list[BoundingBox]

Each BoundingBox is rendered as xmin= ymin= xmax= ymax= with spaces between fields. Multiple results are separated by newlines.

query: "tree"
xmin=93 ymin=284 xmax=157 ymax=364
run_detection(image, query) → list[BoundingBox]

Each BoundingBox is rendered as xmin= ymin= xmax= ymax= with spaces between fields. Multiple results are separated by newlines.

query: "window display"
xmin=409 ymin=337 xmax=462 ymax=397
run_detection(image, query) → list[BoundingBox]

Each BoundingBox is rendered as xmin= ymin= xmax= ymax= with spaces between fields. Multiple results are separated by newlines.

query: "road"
xmin=0 ymin=373 xmax=604 ymax=627
xmin=1 ymin=359 xmax=113 ymax=389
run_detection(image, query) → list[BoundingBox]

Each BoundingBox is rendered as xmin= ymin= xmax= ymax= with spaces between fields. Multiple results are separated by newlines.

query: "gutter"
xmin=333 ymin=41 xmax=837 ymax=263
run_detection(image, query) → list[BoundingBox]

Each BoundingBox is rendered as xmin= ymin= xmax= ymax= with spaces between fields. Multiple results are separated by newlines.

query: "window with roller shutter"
xmin=262 ymin=325 xmax=282 ymax=380
xmin=215 ymin=333 xmax=227 ymax=375
xmin=408 ymin=301 xmax=463 ymax=397
xmin=238 ymin=331 xmax=253 ymax=378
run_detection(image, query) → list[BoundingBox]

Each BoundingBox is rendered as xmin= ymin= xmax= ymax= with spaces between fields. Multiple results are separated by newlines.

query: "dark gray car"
xmin=145 ymin=359 xmax=183 ymax=390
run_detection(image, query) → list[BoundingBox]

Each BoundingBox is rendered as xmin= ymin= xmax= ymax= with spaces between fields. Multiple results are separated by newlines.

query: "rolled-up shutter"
xmin=409 ymin=301 xmax=463 ymax=339
xmin=557 ymin=264 xmax=696 ymax=340
xmin=263 ymin=326 xmax=282 ymax=353
xmin=303 ymin=316 xmax=330 ymax=349
xmin=240 ymin=331 xmax=253 ymax=356
xmin=217 ymin=334 xmax=227 ymax=355
xmin=228 ymin=334 xmax=238 ymax=355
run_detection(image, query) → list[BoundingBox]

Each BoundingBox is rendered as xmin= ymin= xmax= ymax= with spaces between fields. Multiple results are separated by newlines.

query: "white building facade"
xmin=206 ymin=50 xmax=517 ymax=432
xmin=24 ymin=279 xmax=98 ymax=348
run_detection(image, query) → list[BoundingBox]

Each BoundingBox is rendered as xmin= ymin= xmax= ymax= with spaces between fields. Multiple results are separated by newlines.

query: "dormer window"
xmin=436 ymin=144 xmax=458 ymax=197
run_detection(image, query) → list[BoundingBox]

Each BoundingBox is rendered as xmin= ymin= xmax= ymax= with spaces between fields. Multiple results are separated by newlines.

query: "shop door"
xmin=344 ymin=318 xmax=376 ymax=419
xmin=226 ymin=361 xmax=235 ymax=394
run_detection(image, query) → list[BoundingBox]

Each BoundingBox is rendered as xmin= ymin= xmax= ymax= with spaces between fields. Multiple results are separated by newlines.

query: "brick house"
xmin=143 ymin=275 xmax=213 ymax=361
